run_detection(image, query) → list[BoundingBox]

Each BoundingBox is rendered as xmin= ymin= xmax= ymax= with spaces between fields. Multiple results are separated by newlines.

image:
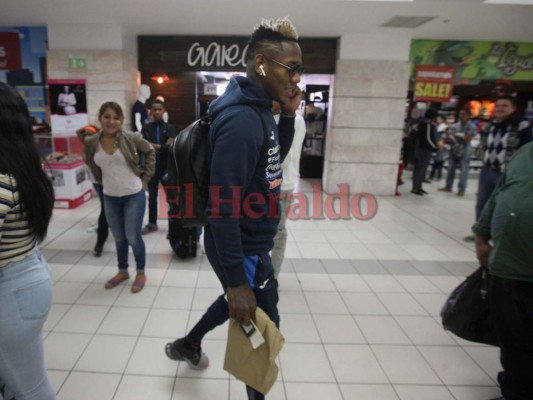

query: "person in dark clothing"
xmin=141 ymin=99 xmax=177 ymax=234
xmin=473 ymin=142 xmax=533 ymax=400
xmin=412 ymin=108 xmax=438 ymax=195
xmin=165 ymin=17 xmax=302 ymax=400
xmin=76 ymin=125 xmax=109 ymax=256
xmin=429 ymin=115 xmax=448 ymax=181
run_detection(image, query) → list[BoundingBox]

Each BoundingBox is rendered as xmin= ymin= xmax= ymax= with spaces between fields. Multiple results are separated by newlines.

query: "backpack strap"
xmin=249 ymin=105 xmax=270 ymax=159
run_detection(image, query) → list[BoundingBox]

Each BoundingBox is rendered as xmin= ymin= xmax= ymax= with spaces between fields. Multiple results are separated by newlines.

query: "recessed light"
xmin=484 ymin=0 xmax=533 ymax=4
xmin=340 ymin=0 xmax=413 ymax=2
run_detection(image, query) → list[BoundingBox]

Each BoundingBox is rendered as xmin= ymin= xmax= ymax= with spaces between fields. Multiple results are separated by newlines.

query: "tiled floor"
xmin=38 ymin=177 xmax=503 ymax=400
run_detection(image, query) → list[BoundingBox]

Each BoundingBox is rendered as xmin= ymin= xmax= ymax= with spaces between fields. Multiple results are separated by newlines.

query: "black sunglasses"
xmin=268 ymin=58 xmax=305 ymax=77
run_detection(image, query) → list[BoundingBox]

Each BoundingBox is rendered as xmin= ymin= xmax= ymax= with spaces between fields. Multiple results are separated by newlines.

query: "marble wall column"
xmin=323 ymin=59 xmax=410 ymax=195
xmin=47 ymin=50 xmax=139 ymax=127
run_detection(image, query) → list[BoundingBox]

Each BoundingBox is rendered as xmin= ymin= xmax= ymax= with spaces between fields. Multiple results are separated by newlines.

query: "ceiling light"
xmin=340 ymin=0 xmax=413 ymax=2
xmin=151 ymin=73 xmax=169 ymax=84
xmin=484 ymin=0 xmax=533 ymax=4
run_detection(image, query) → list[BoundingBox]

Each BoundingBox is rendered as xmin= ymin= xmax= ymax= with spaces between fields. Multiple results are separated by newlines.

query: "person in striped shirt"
xmin=0 ymin=82 xmax=56 ymax=399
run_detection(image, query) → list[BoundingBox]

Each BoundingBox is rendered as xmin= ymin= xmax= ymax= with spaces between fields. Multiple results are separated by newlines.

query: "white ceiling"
xmin=1 ymin=0 xmax=532 ymax=44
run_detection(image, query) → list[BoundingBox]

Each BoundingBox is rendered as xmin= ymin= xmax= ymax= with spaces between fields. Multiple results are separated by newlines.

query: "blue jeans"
xmin=0 ymin=250 xmax=55 ymax=400
xmin=445 ymin=155 xmax=471 ymax=193
xmin=475 ymin=165 xmax=503 ymax=221
xmin=104 ymin=189 xmax=146 ymax=273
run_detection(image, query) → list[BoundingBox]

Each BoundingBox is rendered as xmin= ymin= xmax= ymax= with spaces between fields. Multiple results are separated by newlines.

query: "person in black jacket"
xmin=412 ymin=108 xmax=438 ymax=195
xmin=141 ymin=99 xmax=177 ymax=234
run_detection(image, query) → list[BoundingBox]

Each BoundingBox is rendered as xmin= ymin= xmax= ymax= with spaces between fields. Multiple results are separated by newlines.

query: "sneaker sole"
xmin=165 ymin=343 xmax=209 ymax=370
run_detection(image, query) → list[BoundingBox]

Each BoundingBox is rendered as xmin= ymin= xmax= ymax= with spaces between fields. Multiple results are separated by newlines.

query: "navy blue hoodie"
xmin=206 ymin=76 xmax=295 ymax=287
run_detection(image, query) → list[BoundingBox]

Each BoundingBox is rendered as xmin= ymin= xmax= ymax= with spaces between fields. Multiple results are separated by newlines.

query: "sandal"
xmin=104 ymin=272 xmax=129 ymax=289
xmin=131 ymin=273 xmax=146 ymax=293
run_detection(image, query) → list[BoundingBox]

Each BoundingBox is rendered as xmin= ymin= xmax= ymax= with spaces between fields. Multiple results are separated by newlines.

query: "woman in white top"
xmin=0 ymin=82 xmax=56 ymax=399
xmin=82 ymin=102 xmax=155 ymax=293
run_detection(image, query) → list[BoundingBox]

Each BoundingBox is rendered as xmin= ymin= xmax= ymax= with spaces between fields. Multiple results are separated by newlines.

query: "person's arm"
xmin=160 ymin=124 xmax=177 ymax=155
xmin=472 ymin=173 xmax=506 ymax=266
xmin=517 ymin=120 xmax=533 ymax=148
xmin=133 ymin=133 xmax=156 ymax=183
xmin=421 ymin=122 xmax=438 ymax=150
xmin=291 ymin=115 xmax=307 ymax=168
xmin=207 ymin=110 xmax=264 ymax=325
xmin=278 ymin=88 xmax=301 ymax=162
xmin=465 ymin=122 xmax=475 ymax=145
xmin=134 ymin=113 xmax=142 ymax=132
xmin=277 ymin=116 xmax=295 ymax=163
xmin=58 ymin=93 xmax=68 ymax=107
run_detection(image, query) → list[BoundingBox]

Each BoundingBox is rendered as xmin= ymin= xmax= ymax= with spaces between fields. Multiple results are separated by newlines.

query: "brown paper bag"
xmin=223 ymin=307 xmax=285 ymax=395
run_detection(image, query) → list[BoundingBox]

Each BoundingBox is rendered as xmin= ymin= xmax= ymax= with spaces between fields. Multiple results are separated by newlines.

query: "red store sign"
xmin=0 ymin=32 xmax=22 ymax=71
xmin=414 ymin=65 xmax=455 ymax=103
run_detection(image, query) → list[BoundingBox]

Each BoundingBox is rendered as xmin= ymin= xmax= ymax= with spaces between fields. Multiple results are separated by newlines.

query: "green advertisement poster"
xmin=409 ymin=39 xmax=533 ymax=86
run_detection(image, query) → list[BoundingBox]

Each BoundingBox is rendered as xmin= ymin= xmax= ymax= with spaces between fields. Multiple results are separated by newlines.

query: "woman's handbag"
xmin=440 ymin=266 xmax=499 ymax=346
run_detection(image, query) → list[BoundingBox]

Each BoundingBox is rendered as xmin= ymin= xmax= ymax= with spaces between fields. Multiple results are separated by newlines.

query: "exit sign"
xmin=68 ymin=57 xmax=86 ymax=70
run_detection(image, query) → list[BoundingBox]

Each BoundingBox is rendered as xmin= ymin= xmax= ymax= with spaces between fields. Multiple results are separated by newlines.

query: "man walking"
xmin=165 ymin=17 xmax=302 ymax=400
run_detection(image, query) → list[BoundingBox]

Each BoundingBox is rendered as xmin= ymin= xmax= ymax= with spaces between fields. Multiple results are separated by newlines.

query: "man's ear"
xmin=254 ymin=54 xmax=267 ymax=76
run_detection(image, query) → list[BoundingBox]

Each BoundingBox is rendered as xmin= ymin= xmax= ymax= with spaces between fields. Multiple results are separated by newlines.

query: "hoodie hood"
xmin=208 ymin=76 xmax=273 ymax=118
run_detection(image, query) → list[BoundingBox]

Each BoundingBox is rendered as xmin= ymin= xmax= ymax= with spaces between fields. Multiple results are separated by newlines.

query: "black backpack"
xmin=166 ymin=105 xmax=268 ymax=228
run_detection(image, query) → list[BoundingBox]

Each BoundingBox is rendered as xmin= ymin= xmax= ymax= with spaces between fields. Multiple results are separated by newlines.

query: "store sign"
xmin=139 ymin=36 xmax=338 ymax=74
xmin=0 ymin=32 xmax=22 ymax=70
xmin=410 ymin=39 xmax=533 ymax=85
xmin=496 ymin=43 xmax=533 ymax=76
xmin=188 ymin=42 xmax=248 ymax=68
xmin=414 ymin=66 xmax=455 ymax=103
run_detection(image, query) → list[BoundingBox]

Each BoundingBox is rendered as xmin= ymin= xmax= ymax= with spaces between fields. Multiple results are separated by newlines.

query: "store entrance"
xmin=195 ymin=72 xmax=333 ymax=180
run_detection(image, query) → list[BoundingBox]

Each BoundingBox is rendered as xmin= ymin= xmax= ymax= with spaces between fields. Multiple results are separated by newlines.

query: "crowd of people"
xmin=403 ymin=96 xmax=531 ymax=200
xmin=1 ymin=15 xmax=532 ymax=400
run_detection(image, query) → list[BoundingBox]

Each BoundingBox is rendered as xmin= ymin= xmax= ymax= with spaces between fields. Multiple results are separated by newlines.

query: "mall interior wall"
xmin=45 ymin=23 xmax=412 ymax=196
xmin=47 ymin=23 xmax=138 ymax=127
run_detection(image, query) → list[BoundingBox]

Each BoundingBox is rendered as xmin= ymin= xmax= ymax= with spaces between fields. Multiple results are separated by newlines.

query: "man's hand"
xmin=475 ymin=235 xmax=492 ymax=267
xmin=227 ymin=283 xmax=257 ymax=326
xmin=281 ymin=86 xmax=302 ymax=117
xmin=152 ymin=143 xmax=161 ymax=153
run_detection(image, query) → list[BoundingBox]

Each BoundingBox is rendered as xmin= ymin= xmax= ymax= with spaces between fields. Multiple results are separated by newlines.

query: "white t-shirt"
xmin=274 ymin=114 xmax=307 ymax=191
xmin=94 ymin=145 xmax=142 ymax=197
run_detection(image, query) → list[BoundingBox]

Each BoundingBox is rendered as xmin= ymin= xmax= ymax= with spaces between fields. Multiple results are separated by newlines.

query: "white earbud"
xmin=259 ymin=65 xmax=266 ymax=76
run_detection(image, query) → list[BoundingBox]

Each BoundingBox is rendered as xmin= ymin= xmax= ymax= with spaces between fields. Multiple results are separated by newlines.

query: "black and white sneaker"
xmin=165 ymin=338 xmax=209 ymax=370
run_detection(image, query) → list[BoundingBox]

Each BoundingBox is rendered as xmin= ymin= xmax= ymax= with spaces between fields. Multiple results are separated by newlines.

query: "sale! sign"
xmin=0 ymin=32 xmax=22 ymax=70
xmin=414 ymin=65 xmax=455 ymax=103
